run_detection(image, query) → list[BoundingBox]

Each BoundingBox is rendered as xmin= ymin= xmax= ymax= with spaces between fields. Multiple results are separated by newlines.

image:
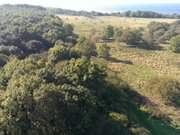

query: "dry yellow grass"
xmin=106 ymin=43 xmax=180 ymax=127
xmin=60 ymin=15 xmax=177 ymax=36
xmin=60 ymin=16 xmax=180 ymax=126
xmin=107 ymin=43 xmax=180 ymax=90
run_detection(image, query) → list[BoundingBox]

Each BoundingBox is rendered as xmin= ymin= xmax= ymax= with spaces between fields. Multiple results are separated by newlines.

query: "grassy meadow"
xmin=61 ymin=16 xmax=177 ymax=36
xmin=0 ymin=4 xmax=180 ymax=135
xmin=61 ymin=16 xmax=180 ymax=129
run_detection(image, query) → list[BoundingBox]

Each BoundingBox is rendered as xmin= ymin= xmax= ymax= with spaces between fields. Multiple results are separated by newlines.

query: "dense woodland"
xmin=0 ymin=4 xmax=179 ymax=135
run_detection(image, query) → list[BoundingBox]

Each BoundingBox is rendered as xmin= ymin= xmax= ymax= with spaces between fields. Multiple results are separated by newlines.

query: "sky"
xmin=0 ymin=0 xmax=179 ymax=11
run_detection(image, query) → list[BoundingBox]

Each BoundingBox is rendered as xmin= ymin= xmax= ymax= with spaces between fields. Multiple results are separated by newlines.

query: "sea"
xmin=108 ymin=4 xmax=180 ymax=14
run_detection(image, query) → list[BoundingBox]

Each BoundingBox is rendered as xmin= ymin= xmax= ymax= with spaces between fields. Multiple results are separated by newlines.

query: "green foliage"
xmin=104 ymin=25 xmax=114 ymax=39
xmin=169 ymin=35 xmax=180 ymax=53
xmin=114 ymin=27 xmax=123 ymax=42
xmin=114 ymin=27 xmax=159 ymax=49
xmin=0 ymin=46 xmax=179 ymax=135
xmin=0 ymin=56 xmax=133 ymax=135
xmin=0 ymin=57 xmax=97 ymax=135
xmin=97 ymin=43 xmax=110 ymax=59
xmin=0 ymin=4 xmax=179 ymax=135
xmin=147 ymin=22 xmax=169 ymax=43
xmin=1 ymin=4 xmax=179 ymax=19
xmin=0 ymin=54 xmax=9 ymax=67
xmin=74 ymin=37 xmax=96 ymax=58
xmin=109 ymin=112 xmax=129 ymax=126
xmin=0 ymin=13 xmax=77 ymax=58
xmin=130 ymin=127 xmax=152 ymax=135
xmin=48 ymin=45 xmax=70 ymax=63
xmin=62 ymin=57 xmax=106 ymax=88
xmin=141 ymin=31 xmax=157 ymax=49
xmin=145 ymin=77 xmax=180 ymax=106
xmin=25 ymin=40 xmax=45 ymax=53
xmin=119 ymin=28 xmax=143 ymax=45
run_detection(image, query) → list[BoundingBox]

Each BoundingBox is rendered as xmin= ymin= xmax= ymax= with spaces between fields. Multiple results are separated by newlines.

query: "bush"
xmin=145 ymin=77 xmax=180 ymax=106
xmin=62 ymin=57 xmax=106 ymax=88
xmin=130 ymin=127 xmax=152 ymax=135
xmin=104 ymin=25 xmax=114 ymax=39
xmin=96 ymin=43 xmax=110 ymax=59
xmin=114 ymin=27 xmax=123 ymax=42
xmin=169 ymin=35 xmax=180 ymax=53
xmin=25 ymin=40 xmax=46 ymax=53
xmin=119 ymin=28 xmax=143 ymax=45
xmin=48 ymin=45 xmax=69 ymax=63
xmin=147 ymin=22 xmax=169 ymax=44
xmin=141 ymin=32 xmax=157 ymax=49
xmin=0 ymin=13 xmax=77 ymax=57
xmin=0 ymin=45 xmax=23 ymax=57
xmin=74 ymin=37 xmax=96 ymax=58
xmin=0 ymin=54 xmax=9 ymax=67
xmin=109 ymin=112 xmax=129 ymax=127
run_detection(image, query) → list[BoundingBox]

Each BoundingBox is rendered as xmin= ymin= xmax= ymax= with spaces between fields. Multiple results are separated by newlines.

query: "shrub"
xmin=119 ymin=28 xmax=143 ymax=45
xmin=74 ymin=37 xmax=96 ymax=58
xmin=96 ymin=43 xmax=110 ymax=59
xmin=104 ymin=25 xmax=114 ymax=39
xmin=130 ymin=127 xmax=152 ymax=135
xmin=109 ymin=112 xmax=129 ymax=127
xmin=62 ymin=57 xmax=106 ymax=88
xmin=114 ymin=27 xmax=123 ymax=42
xmin=25 ymin=40 xmax=46 ymax=53
xmin=0 ymin=54 xmax=9 ymax=67
xmin=145 ymin=77 xmax=180 ymax=106
xmin=48 ymin=45 xmax=69 ymax=63
xmin=169 ymin=35 xmax=180 ymax=53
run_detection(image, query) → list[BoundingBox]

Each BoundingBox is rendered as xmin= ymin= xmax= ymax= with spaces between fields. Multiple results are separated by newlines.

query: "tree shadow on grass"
xmin=125 ymin=89 xmax=180 ymax=135
xmin=108 ymin=57 xmax=133 ymax=65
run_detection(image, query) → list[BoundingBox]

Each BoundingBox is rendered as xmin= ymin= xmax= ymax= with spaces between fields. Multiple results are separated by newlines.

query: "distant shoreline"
xmin=109 ymin=4 xmax=180 ymax=14
xmin=1 ymin=4 xmax=180 ymax=18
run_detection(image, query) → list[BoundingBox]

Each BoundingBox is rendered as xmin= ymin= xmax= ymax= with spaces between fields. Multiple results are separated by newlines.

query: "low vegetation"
xmin=169 ymin=35 xmax=180 ymax=53
xmin=0 ymin=13 xmax=77 ymax=58
xmin=145 ymin=77 xmax=180 ymax=106
xmin=0 ymin=4 xmax=179 ymax=135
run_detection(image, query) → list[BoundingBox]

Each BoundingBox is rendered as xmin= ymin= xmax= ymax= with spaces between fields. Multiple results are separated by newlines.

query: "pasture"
xmin=60 ymin=15 xmax=177 ymax=36
xmin=60 ymin=16 xmax=180 ymax=128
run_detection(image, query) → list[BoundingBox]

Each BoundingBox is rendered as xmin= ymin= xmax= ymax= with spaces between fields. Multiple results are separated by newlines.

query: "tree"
xmin=104 ymin=25 xmax=114 ymax=39
xmin=48 ymin=45 xmax=69 ymax=63
xmin=0 ymin=54 xmax=8 ymax=67
xmin=120 ymin=28 xmax=143 ymax=45
xmin=169 ymin=35 xmax=180 ymax=53
xmin=64 ymin=23 xmax=74 ymax=36
xmin=114 ymin=27 xmax=123 ymax=42
xmin=147 ymin=22 xmax=169 ymax=44
xmin=74 ymin=37 xmax=96 ymax=58
xmin=62 ymin=57 xmax=106 ymax=88
xmin=25 ymin=40 xmax=46 ymax=53
xmin=0 ymin=57 xmax=107 ymax=135
xmin=0 ymin=13 xmax=77 ymax=57
xmin=97 ymin=43 xmax=110 ymax=59
xmin=141 ymin=31 xmax=157 ymax=49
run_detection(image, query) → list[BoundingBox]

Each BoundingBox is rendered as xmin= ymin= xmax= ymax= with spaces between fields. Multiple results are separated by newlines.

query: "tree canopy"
xmin=0 ymin=12 xmax=77 ymax=58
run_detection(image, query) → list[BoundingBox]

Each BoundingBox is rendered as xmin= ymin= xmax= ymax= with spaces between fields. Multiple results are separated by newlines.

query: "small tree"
xmin=48 ymin=45 xmax=69 ymax=63
xmin=75 ymin=37 xmax=96 ymax=58
xmin=104 ymin=25 xmax=114 ymax=39
xmin=62 ymin=57 xmax=106 ymax=88
xmin=120 ymin=28 xmax=142 ymax=45
xmin=114 ymin=27 xmax=123 ymax=42
xmin=169 ymin=35 xmax=180 ymax=53
xmin=25 ymin=40 xmax=46 ymax=53
xmin=97 ymin=43 xmax=110 ymax=59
